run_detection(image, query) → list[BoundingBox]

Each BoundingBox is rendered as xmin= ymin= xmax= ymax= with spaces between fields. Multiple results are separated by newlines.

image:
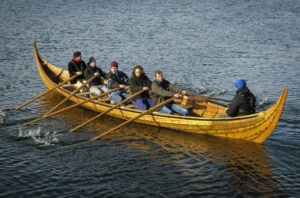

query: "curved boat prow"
xmin=254 ymin=88 xmax=288 ymax=143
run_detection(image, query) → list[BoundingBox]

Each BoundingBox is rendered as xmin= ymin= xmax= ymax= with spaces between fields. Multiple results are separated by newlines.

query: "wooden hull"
xmin=33 ymin=42 xmax=288 ymax=143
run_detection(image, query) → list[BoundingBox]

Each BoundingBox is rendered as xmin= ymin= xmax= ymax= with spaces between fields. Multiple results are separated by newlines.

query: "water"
xmin=0 ymin=0 xmax=299 ymax=197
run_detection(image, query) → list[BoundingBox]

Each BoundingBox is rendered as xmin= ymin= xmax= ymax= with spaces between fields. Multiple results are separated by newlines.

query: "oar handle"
xmin=15 ymin=74 xmax=80 ymax=110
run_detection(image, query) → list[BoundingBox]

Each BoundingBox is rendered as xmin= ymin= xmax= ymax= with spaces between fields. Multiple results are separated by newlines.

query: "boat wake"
xmin=17 ymin=127 xmax=60 ymax=146
xmin=0 ymin=109 xmax=6 ymax=124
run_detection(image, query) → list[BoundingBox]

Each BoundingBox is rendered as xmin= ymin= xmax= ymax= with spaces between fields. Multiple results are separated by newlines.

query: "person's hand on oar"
xmin=23 ymin=86 xmax=127 ymax=126
xmin=119 ymin=84 xmax=126 ymax=89
xmin=12 ymin=74 xmax=80 ymax=111
xmin=174 ymin=93 xmax=182 ymax=98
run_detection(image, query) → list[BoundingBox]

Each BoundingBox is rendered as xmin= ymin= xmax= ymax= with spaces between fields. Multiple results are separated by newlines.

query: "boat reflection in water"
xmin=36 ymin=93 xmax=282 ymax=196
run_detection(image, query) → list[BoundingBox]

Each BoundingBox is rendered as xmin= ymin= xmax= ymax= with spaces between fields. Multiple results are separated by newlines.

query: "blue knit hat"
xmin=235 ymin=79 xmax=246 ymax=89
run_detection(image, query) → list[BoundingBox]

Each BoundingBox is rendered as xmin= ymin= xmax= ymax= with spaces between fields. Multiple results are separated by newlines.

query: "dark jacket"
xmin=83 ymin=63 xmax=106 ymax=87
xmin=151 ymin=79 xmax=183 ymax=109
xmin=129 ymin=74 xmax=152 ymax=98
xmin=68 ymin=59 xmax=87 ymax=84
xmin=106 ymin=71 xmax=129 ymax=89
xmin=226 ymin=87 xmax=256 ymax=117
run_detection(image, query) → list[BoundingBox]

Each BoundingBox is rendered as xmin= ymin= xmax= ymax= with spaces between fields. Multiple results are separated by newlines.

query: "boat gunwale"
xmin=39 ymin=62 xmax=263 ymax=122
xmin=35 ymin=44 xmax=286 ymax=123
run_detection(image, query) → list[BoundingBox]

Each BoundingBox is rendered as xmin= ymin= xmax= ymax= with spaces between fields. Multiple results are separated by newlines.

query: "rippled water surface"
xmin=0 ymin=0 xmax=299 ymax=197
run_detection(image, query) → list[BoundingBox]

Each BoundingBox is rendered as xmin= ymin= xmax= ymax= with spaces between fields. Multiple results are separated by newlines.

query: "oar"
xmin=23 ymin=87 xmax=125 ymax=126
xmin=43 ymin=75 xmax=97 ymax=116
xmin=188 ymin=93 xmax=232 ymax=102
xmin=191 ymin=96 xmax=229 ymax=107
xmin=14 ymin=74 xmax=80 ymax=110
xmin=207 ymin=96 xmax=232 ymax=102
xmin=61 ymin=96 xmax=177 ymax=149
xmin=206 ymin=99 xmax=229 ymax=108
xmin=68 ymin=89 xmax=145 ymax=133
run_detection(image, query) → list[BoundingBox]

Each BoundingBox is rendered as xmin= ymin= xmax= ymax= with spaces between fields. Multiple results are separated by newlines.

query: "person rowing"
xmin=106 ymin=61 xmax=130 ymax=105
xmin=129 ymin=65 xmax=153 ymax=110
xmin=84 ymin=57 xmax=108 ymax=96
xmin=151 ymin=70 xmax=188 ymax=116
xmin=68 ymin=51 xmax=87 ymax=92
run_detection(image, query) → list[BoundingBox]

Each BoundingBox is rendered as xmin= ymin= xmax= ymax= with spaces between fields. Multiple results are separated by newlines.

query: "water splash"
xmin=17 ymin=127 xmax=59 ymax=146
xmin=258 ymin=97 xmax=269 ymax=107
xmin=0 ymin=109 xmax=6 ymax=124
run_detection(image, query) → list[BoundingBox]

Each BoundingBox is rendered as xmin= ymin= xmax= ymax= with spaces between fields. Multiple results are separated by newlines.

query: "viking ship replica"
xmin=24 ymin=42 xmax=287 ymax=144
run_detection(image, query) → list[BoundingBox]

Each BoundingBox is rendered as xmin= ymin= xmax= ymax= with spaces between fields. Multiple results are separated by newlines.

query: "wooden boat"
xmin=33 ymin=42 xmax=288 ymax=143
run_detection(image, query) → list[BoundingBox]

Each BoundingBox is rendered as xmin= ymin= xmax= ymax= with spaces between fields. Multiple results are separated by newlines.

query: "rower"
xmin=83 ymin=57 xmax=108 ymax=96
xmin=106 ymin=61 xmax=130 ymax=105
xmin=129 ymin=65 xmax=153 ymax=110
xmin=151 ymin=70 xmax=188 ymax=116
xmin=68 ymin=51 xmax=87 ymax=92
